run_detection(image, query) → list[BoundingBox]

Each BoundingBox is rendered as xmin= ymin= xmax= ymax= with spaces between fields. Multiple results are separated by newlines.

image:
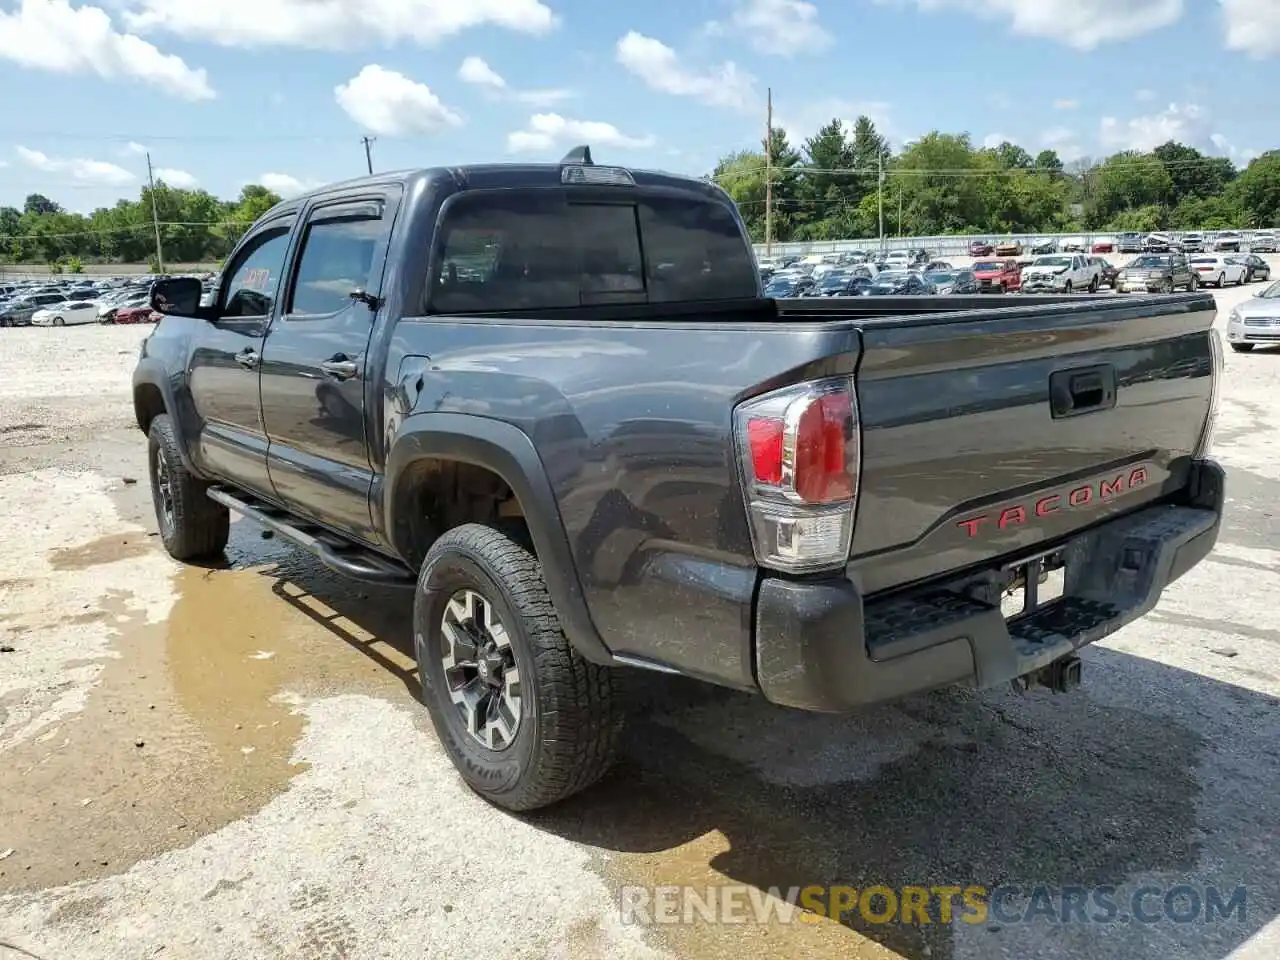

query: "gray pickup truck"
xmin=135 ymin=148 xmax=1226 ymax=811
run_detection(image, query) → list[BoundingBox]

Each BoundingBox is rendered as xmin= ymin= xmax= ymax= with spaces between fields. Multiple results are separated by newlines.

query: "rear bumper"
xmin=753 ymin=459 xmax=1225 ymax=712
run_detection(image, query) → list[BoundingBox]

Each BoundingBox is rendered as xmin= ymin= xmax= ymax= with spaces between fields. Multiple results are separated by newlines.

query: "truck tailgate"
xmin=844 ymin=294 xmax=1217 ymax=595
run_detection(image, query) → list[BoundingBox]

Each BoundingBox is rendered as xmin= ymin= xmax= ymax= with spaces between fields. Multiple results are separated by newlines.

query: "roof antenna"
xmin=560 ymin=145 xmax=593 ymax=165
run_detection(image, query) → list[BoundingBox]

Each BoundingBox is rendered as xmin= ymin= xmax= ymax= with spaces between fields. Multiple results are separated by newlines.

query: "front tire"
xmin=415 ymin=523 xmax=623 ymax=812
xmin=53 ymin=316 xmax=64 ymax=327
xmin=147 ymin=413 xmax=229 ymax=561
xmin=1064 ymin=280 xmax=1073 ymax=294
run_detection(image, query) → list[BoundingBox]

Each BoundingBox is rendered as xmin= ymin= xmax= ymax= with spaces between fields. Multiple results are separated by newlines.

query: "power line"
xmin=0 ymin=220 xmax=252 ymax=241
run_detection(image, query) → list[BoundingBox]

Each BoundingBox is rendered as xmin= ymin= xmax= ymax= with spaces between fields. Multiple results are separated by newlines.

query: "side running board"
xmin=207 ymin=486 xmax=416 ymax=586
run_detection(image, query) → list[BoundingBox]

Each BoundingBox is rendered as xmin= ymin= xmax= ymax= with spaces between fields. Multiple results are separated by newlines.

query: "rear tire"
xmin=1188 ymin=275 xmax=1198 ymax=291
xmin=1064 ymin=281 xmax=1073 ymax=294
xmin=147 ymin=413 xmax=229 ymax=561
xmin=415 ymin=523 xmax=623 ymax=812
xmin=1088 ymin=276 xmax=1099 ymax=293
xmin=1217 ymin=274 xmax=1225 ymax=288
xmin=1231 ymin=344 xmax=1255 ymax=353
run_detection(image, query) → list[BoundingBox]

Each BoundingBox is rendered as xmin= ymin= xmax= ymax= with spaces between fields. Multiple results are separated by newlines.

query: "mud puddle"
xmin=0 ymin=521 xmax=421 ymax=893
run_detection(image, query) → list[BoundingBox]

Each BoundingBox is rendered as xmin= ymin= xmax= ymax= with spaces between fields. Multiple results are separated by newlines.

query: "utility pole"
xmin=361 ymin=136 xmax=376 ymax=175
xmin=764 ymin=87 xmax=773 ymax=257
xmin=898 ymin=185 xmax=904 ymax=236
xmin=877 ymin=152 xmax=885 ymax=251
xmin=145 ymin=151 xmax=164 ymax=274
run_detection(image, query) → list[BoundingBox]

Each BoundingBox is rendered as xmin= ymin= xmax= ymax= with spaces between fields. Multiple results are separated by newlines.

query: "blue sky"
xmin=0 ymin=0 xmax=1277 ymax=213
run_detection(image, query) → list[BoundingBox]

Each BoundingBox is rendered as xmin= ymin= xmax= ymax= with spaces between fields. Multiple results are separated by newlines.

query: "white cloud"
xmin=0 ymin=0 xmax=213 ymax=100
xmin=259 ymin=173 xmax=319 ymax=198
xmin=126 ymin=141 xmax=148 ymax=154
xmin=616 ymin=31 xmax=756 ymax=112
xmin=506 ymin=114 xmax=655 ymax=154
xmin=334 ymin=65 xmax=463 ymax=136
xmin=889 ymin=0 xmax=1183 ymax=50
xmin=708 ymin=0 xmax=833 ymax=56
xmin=983 ymin=132 xmax=1011 ymax=149
xmin=457 ymin=56 xmax=573 ymax=107
xmin=1054 ymin=99 xmax=1079 ymax=110
xmin=154 ymin=167 xmax=197 ymax=188
xmin=458 ymin=55 xmax=505 ymax=89
xmin=1097 ymin=101 xmax=1255 ymax=166
xmin=16 ymin=146 xmax=135 ymax=186
xmin=1099 ymin=102 xmax=1215 ymax=152
xmin=123 ymin=0 xmax=556 ymax=48
xmin=1220 ymin=0 xmax=1280 ymax=57
xmin=1040 ymin=126 xmax=1085 ymax=163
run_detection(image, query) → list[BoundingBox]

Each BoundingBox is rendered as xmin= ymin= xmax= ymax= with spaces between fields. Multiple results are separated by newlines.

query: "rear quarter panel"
xmin=385 ymin=315 xmax=860 ymax=687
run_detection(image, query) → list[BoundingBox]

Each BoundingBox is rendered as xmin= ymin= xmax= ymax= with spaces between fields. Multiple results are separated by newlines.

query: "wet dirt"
xmin=48 ymin=534 xmax=152 ymax=571
xmin=0 ymin=522 xmax=423 ymax=894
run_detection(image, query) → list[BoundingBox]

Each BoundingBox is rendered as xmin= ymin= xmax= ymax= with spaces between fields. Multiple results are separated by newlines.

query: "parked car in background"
xmin=921 ymin=260 xmax=953 ymax=272
xmin=995 ymin=240 xmax=1023 ymax=257
xmin=31 ymin=300 xmax=99 ymax=326
xmin=0 ymin=292 xmax=65 ymax=326
xmin=764 ymin=273 xmax=818 ymax=298
xmin=1214 ymin=231 xmax=1243 ymax=252
xmin=971 ymin=259 xmax=1022 ymax=293
xmin=1089 ymin=257 xmax=1120 ymax=289
xmin=1117 ymin=233 xmax=1145 ymax=253
xmin=1030 ymin=237 xmax=1058 ymax=254
xmin=112 ymin=304 xmax=160 ymax=324
xmin=1229 ymin=254 xmax=1271 ymax=283
xmin=1178 ymin=233 xmax=1204 ymax=253
xmin=817 ymin=272 xmax=873 ymax=297
xmin=924 ymin=268 xmax=979 ymax=295
xmin=1250 ymin=232 xmax=1278 ymax=253
xmin=1116 ymin=254 xmax=1197 ymax=293
xmin=1061 ymin=236 xmax=1086 ymax=252
xmin=1227 ymin=279 xmax=1280 ymax=352
xmin=968 ymin=239 xmax=994 ymax=256
xmin=1091 ymin=236 xmax=1116 ymax=254
xmin=1146 ymin=232 xmax=1177 ymax=252
xmin=1190 ymin=255 xmax=1247 ymax=287
xmin=1022 ymin=254 xmax=1101 ymax=293
xmin=859 ymin=270 xmax=933 ymax=295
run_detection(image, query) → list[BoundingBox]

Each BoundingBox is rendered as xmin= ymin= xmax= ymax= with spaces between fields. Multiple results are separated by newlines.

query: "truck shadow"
xmin=243 ymin=539 xmax=1276 ymax=960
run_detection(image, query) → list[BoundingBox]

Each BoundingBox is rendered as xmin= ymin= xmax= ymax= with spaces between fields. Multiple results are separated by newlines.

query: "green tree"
xmin=1230 ymin=151 xmax=1280 ymax=228
xmin=1152 ymin=141 xmax=1235 ymax=203
xmin=24 ymin=193 xmax=60 ymax=216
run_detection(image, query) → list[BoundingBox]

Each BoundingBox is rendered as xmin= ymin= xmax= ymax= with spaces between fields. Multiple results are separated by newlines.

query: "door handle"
xmin=320 ymin=356 xmax=360 ymax=380
xmin=235 ymin=350 xmax=260 ymax=369
xmin=1049 ymin=364 xmax=1116 ymax=418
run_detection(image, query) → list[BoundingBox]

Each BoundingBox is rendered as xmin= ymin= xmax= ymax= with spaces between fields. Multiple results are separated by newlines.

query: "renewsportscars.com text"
xmin=619 ymin=883 xmax=1247 ymax=927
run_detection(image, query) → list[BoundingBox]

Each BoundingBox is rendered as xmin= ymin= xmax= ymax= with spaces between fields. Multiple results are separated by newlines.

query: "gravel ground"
xmin=1 ymin=277 xmax=1279 ymax=960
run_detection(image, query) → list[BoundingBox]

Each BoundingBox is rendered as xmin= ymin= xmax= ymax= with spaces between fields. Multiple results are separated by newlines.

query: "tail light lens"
xmin=733 ymin=376 xmax=860 ymax=573
xmin=1195 ymin=327 xmax=1223 ymax=458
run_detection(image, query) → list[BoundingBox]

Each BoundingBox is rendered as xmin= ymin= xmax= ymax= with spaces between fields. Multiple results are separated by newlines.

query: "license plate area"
xmin=1000 ymin=551 xmax=1066 ymax=621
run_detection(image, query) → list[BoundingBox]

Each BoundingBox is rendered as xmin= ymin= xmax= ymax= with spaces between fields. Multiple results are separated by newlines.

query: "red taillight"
xmin=794 ymin=392 xmax=854 ymax=503
xmin=747 ymin=417 xmax=784 ymax=486
xmin=733 ymin=377 xmax=860 ymax=573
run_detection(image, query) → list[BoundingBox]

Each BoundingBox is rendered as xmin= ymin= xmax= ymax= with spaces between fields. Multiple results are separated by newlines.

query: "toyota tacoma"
xmin=134 ymin=148 xmax=1227 ymax=811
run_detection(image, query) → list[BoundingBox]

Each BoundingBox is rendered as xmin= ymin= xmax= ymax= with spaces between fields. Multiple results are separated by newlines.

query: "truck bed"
xmin=783 ymin=292 xmax=1217 ymax=592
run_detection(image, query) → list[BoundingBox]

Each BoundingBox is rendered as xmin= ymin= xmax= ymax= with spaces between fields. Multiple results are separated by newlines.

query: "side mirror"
xmin=150 ymin=276 xmax=202 ymax=316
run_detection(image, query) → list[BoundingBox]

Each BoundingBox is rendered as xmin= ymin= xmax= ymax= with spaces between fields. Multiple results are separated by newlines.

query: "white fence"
xmin=753 ymin=229 xmax=1264 ymax=259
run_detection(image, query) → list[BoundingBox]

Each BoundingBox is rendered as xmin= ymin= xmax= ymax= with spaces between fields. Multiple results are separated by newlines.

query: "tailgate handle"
xmin=1050 ymin=365 xmax=1116 ymax=418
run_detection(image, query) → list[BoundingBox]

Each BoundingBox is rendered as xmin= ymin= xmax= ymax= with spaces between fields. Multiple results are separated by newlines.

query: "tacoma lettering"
xmin=956 ymin=468 xmax=1149 ymax=538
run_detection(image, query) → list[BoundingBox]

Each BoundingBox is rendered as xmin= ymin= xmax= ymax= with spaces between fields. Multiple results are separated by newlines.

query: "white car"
xmin=1060 ymin=236 xmax=1086 ymax=252
xmin=1020 ymin=254 xmax=1101 ymax=293
xmin=31 ymin=300 xmax=99 ymax=326
xmin=1189 ymin=256 xmax=1247 ymax=287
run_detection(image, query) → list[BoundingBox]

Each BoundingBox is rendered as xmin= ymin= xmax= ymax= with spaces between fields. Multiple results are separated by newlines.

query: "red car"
xmin=114 ymin=304 xmax=160 ymax=324
xmin=971 ymin=258 xmax=1022 ymax=293
xmin=1091 ymin=236 xmax=1115 ymax=254
xmin=969 ymin=239 xmax=994 ymax=256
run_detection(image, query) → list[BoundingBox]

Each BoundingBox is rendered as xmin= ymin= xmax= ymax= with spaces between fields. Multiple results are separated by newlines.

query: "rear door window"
xmin=430 ymin=189 xmax=757 ymax=313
